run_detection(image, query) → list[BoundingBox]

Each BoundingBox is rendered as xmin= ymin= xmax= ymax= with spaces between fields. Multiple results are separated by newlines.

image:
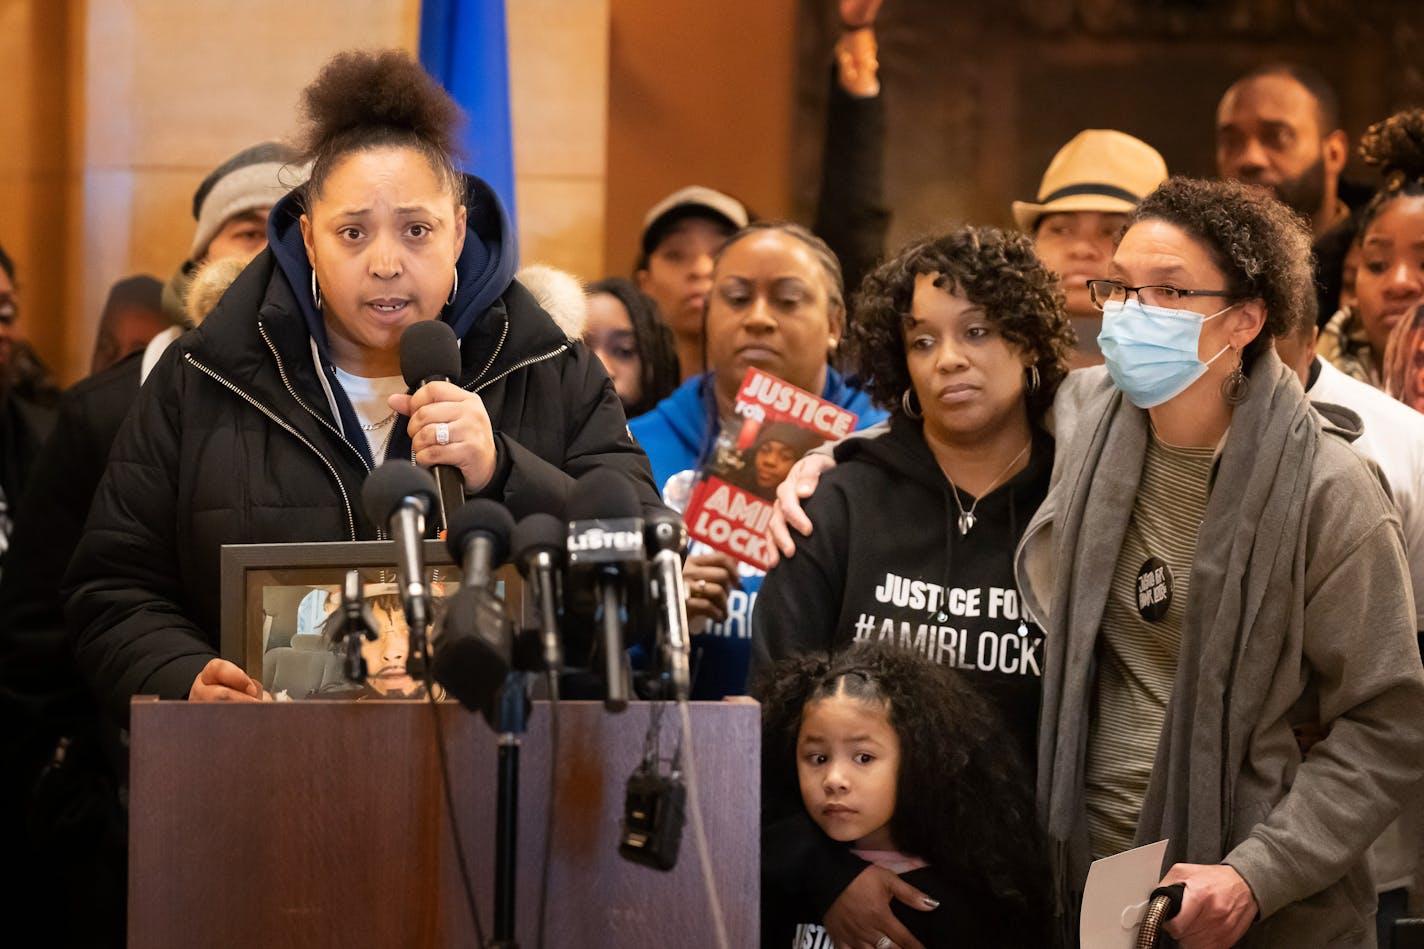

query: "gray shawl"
xmin=1022 ymin=351 xmax=1424 ymax=946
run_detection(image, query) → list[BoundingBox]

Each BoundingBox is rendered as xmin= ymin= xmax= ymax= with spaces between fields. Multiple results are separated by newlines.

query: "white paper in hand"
xmin=1079 ymin=839 xmax=1169 ymax=949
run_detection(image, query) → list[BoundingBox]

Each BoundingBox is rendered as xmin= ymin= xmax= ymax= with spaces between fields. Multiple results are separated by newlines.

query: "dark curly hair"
xmin=844 ymin=226 xmax=1071 ymax=423
xmin=297 ymin=49 xmax=465 ymax=201
xmin=755 ymin=643 xmax=1051 ymax=941
xmin=1129 ymin=177 xmax=1313 ymax=369
xmin=1356 ymin=108 xmax=1424 ymax=239
xmin=586 ymin=277 xmax=681 ymax=417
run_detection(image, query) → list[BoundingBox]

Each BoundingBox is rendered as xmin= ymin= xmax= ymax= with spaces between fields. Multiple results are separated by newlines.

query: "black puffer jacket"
xmin=65 ymin=180 xmax=659 ymax=724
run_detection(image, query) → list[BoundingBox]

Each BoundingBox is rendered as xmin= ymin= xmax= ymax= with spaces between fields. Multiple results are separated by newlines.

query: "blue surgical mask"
xmin=1097 ymin=298 xmax=1235 ymax=408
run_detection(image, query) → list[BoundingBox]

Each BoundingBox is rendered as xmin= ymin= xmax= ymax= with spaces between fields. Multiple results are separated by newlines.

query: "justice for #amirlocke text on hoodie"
xmin=752 ymin=413 xmax=1050 ymax=768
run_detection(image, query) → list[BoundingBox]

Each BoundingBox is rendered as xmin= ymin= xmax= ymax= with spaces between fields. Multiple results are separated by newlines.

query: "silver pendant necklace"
xmin=360 ymin=411 xmax=397 ymax=432
xmin=945 ymin=440 xmax=1032 ymax=537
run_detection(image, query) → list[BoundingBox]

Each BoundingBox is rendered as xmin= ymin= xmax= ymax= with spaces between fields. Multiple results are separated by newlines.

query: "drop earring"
xmin=447 ymin=268 xmax=459 ymax=307
xmin=1221 ymin=348 xmax=1249 ymax=404
xmin=310 ymin=271 xmax=322 ymax=311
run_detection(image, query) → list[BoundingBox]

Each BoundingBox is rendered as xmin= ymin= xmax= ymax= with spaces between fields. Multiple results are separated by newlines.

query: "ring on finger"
xmin=695 ymin=578 xmax=707 ymax=595
xmin=874 ymin=937 xmax=896 ymax=949
xmin=434 ymin=421 xmax=451 ymax=446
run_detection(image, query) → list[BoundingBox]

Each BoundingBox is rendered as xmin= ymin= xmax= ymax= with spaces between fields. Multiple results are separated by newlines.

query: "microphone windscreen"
xmin=445 ymin=499 xmax=516 ymax=563
xmin=432 ymin=586 xmax=510 ymax=715
xmin=567 ymin=469 xmax=641 ymax=522
xmin=362 ymin=461 xmax=438 ymax=525
xmin=512 ymin=513 xmax=567 ymax=567
xmin=399 ymin=320 xmax=461 ymax=389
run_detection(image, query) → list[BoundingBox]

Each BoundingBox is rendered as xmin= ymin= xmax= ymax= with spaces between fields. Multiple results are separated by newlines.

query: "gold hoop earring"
xmin=1026 ymin=364 xmax=1041 ymax=394
xmin=901 ymin=388 xmax=922 ymax=419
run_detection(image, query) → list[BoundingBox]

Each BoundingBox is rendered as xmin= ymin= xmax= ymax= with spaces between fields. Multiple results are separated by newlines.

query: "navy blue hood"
xmin=266 ymin=173 xmax=520 ymax=364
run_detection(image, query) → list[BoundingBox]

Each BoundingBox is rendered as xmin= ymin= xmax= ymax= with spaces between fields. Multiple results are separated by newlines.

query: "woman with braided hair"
xmin=1318 ymin=108 xmax=1424 ymax=389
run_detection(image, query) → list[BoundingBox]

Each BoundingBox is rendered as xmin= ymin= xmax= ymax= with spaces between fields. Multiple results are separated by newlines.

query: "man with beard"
xmin=1215 ymin=63 xmax=1350 ymax=237
xmin=1216 ymin=63 xmax=1376 ymax=326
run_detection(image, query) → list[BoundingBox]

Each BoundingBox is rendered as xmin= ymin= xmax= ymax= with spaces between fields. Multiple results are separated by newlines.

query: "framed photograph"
xmin=220 ymin=540 xmax=522 ymax=701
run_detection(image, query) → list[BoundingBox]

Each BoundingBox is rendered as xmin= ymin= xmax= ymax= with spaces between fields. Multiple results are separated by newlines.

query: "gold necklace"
xmin=944 ymin=440 xmax=1032 ymax=536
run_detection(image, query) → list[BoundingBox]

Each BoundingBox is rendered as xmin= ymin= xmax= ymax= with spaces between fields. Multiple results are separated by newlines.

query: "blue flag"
xmin=419 ymin=0 xmax=517 ymax=222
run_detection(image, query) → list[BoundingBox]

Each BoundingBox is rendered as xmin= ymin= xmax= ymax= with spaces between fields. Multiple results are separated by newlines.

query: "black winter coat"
xmin=64 ymin=252 xmax=660 ymax=724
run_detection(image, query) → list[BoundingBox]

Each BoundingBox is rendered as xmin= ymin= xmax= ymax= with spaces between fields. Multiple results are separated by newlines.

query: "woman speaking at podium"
xmin=65 ymin=50 xmax=657 ymax=718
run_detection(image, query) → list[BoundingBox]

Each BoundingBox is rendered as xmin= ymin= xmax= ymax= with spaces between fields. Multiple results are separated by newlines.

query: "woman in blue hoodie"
xmin=628 ymin=222 xmax=886 ymax=699
xmin=65 ymin=50 xmax=658 ymax=718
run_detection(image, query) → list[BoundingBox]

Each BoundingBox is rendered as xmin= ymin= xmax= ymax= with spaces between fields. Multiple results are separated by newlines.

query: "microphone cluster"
xmin=356 ymin=459 xmax=694 ymax=720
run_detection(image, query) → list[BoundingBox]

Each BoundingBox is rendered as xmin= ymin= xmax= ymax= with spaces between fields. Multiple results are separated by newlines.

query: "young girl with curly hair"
xmin=758 ymin=643 xmax=1050 ymax=948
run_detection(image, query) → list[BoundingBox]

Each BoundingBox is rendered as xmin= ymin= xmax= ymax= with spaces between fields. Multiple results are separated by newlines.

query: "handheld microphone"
xmin=399 ymin=320 xmax=465 ymax=532
xmin=361 ymin=461 xmax=438 ymax=677
xmin=645 ymin=510 xmax=692 ymax=702
xmin=566 ymin=470 xmax=645 ymax=712
xmin=432 ymin=499 xmax=516 ymax=722
xmin=512 ymin=513 xmax=567 ymax=685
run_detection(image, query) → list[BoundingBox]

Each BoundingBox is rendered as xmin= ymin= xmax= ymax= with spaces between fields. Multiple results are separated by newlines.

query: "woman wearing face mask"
xmin=1020 ymin=178 xmax=1424 ymax=947
xmin=64 ymin=51 xmax=659 ymax=721
xmin=628 ymin=221 xmax=887 ymax=699
xmin=1318 ymin=108 xmax=1424 ymax=389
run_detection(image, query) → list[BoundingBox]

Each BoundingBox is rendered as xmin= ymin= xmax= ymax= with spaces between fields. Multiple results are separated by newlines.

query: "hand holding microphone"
xmin=388 ymin=321 xmax=497 ymax=526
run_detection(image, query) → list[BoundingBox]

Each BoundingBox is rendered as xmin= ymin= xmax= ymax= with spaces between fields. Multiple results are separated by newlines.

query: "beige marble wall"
xmin=0 ymin=0 xmax=78 ymax=382
xmin=604 ymin=0 xmax=798 ymax=277
xmin=7 ymin=0 xmax=682 ymax=379
xmin=506 ymin=0 xmax=610 ymax=284
xmin=57 ymin=0 xmax=422 ymax=383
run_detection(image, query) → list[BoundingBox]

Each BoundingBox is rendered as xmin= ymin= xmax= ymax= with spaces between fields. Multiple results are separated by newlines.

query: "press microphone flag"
xmin=565 ymin=470 xmax=644 ymax=712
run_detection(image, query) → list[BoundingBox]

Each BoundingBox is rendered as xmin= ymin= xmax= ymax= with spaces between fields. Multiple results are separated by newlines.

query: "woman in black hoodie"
xmin=65 ymin=50 xmax=657 ymax=720
xmin=752 ymin=226 xmax=1071 ymax=948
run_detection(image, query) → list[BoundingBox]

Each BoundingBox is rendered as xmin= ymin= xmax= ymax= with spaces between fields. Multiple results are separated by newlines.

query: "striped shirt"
xmin=1085 ymin=429 xmax=1215 ymax=859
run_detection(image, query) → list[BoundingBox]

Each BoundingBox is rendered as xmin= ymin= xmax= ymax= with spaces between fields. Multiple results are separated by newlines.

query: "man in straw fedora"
xmin=1013 ymin=129 xmax=1169 ymax=368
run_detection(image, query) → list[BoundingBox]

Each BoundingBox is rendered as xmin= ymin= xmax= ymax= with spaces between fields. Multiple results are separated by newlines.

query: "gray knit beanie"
xmin=189 ymin=142 xmax=305 ymax=260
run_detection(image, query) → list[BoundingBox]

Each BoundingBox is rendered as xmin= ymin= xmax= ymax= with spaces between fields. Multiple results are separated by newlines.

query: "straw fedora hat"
xmin=1011 ymin=129 xmax=1168 ymax=232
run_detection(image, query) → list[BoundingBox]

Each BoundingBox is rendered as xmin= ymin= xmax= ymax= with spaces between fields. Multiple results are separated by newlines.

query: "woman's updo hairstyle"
xmin=297 ymin=49 xmax=466 ymax=202
xmin=1356 ymin=108 xmax=1424 ymax=236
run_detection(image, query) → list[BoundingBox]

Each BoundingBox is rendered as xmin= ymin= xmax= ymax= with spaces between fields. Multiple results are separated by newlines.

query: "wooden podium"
xmin=128 ymin=699 xmax=759 ymax=948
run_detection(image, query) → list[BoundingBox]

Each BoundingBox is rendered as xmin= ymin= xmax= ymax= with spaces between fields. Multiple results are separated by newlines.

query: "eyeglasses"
xmin=1086 ymin=279 xmax=1235 ymax=312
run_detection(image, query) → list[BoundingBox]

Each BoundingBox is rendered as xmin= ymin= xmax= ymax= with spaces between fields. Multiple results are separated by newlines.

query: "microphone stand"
xmin=490 ymin=669 xmax=529 ymax=949
xmin=332 ymin=569 xmax=377 ymax=683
